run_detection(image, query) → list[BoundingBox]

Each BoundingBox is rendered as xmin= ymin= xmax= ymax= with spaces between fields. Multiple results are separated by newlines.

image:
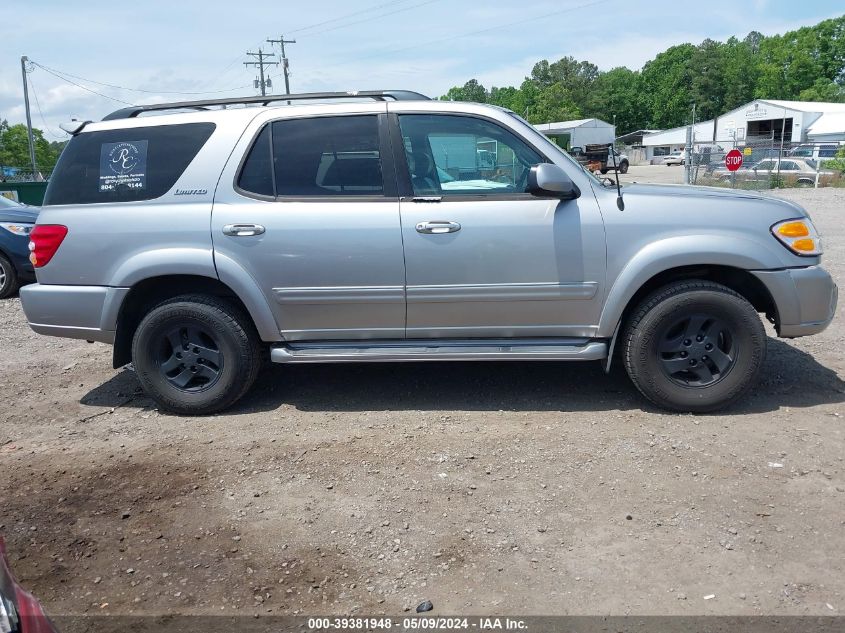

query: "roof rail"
xmin=102 ymin=90 xmax=430 ymax=121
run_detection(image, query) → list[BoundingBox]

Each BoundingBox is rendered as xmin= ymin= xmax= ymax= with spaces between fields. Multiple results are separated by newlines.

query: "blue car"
xmin=0 ymin=196 xmax=38 ymax=298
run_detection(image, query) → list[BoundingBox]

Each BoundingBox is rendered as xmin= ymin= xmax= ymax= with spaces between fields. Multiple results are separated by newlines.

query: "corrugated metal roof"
xmin=760 ymin=99 xmax=845 ymax=114
xmin=808 ymin=111 xmax=845 ymax=136
xmin=535 ymin=118 xmax=613 ymax=131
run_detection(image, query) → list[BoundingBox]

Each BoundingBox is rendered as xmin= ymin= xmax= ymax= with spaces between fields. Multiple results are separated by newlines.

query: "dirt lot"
xmin=1 ymin=185 xmax=843 ymax=619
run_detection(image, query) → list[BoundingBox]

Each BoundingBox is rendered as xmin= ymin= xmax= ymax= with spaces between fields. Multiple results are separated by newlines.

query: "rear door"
xmin=212 ymin=106 xmax=406 ymax=341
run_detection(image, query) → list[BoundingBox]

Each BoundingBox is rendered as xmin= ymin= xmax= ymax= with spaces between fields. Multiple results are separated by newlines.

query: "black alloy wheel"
xmin=657 ymin=314 xmax=736 ymax=387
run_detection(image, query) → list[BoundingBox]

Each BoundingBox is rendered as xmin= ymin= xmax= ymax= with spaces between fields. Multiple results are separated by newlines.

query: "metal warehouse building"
xmin=641 ymin=99 xmax=845 ymax=161
xmin=534 ymin=118 xmax=616 ymax=149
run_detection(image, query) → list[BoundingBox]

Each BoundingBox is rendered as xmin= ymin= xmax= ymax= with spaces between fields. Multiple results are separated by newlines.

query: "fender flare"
xmin=213 ymin=252 xmax=282 ymax=342
xmin=108 ymin=248 xmax=281 ymax=342
xmin=596 ymin=234 xmax=784 ymax=338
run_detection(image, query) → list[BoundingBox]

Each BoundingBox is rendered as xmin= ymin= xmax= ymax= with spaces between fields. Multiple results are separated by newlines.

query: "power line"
xmin=31 ymin=61 xmax=252 ymax=96
xmin=27 ymin=73 xmax=64 ymax=139
xmin=295 ymin=0 xmax=441 ymax=38
xmin=312 ymin=0 xmax=612 ymax=72
xmin=32 ymin=64 xmax=136 ymax=106
xmin=287 ymin=0 xmax=414 ymax=34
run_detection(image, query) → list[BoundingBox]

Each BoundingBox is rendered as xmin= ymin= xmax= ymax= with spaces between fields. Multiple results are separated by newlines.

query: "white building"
xmin=641 ymin=99 xmax=845 ymax=162
xmin=534 ymin=118 xmax=616 ymax=149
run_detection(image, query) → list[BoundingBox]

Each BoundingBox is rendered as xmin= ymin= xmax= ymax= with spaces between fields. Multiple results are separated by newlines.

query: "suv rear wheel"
xmin=623 ymin=281 xmax=766 ymax=412
xmin=131 ymin=295 xmax=262 ymax=415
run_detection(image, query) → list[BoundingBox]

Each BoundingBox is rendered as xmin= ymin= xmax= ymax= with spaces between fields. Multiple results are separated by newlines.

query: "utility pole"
xmin=244 ymin=48 xmax=278 ymax=97
xmin=20 ymin=56 xmax=37 ymax=177
xmin=684 ymin=103 xmax=695 ymax=185
xmin=267 ymin=35 xmax=296 ymax=94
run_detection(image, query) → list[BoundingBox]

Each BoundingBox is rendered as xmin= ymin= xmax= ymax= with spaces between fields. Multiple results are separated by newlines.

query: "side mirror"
xmin=527 ymin=163 xmax=580 ymax=200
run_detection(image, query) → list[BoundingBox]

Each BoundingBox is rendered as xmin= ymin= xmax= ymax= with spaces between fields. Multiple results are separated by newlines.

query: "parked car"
xmin=20 ymin=90 xmax=837 ymax=415
xmin=713 ymin=157 xmax=834 ymax=186
xmin=788 ymin=143 xmax=842 ymax=160
xmin=0 ymin=538 xmax=60 ymax=633
xmin=663 ymin=150 xmax=685 ymax=166
xmin=0 ymin=196 xmax=38 ymax=298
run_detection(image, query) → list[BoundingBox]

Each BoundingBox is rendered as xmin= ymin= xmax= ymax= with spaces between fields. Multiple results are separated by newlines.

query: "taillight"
xmin=28 ymin=225 xmax=68 ymax=268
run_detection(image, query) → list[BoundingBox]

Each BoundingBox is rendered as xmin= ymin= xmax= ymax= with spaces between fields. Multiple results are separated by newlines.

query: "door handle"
xmin=415 ymin=220 xmax=461 ymax=234
xmin=222 ymin=223 xmax=265 ymax=237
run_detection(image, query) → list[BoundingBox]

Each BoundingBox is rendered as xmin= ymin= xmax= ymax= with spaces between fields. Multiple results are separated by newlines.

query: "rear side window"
xmin=237 ymin=115 xmax=384 ymax=197
xmin=44 ymin=123 xmax=215 ymax=205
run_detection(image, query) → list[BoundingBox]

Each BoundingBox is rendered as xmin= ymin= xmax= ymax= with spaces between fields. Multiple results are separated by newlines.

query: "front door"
xmin=212 ymin=111 xmax=406 ymax=341
xmin=391 ymin=111 xmax=606 ymax=339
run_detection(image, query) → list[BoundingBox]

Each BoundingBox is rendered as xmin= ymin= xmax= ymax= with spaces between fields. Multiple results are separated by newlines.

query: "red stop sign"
xmin=725 ymin=149 xmax=743 ymax=171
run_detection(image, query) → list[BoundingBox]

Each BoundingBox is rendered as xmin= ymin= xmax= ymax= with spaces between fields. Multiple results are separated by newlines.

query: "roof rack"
xmin=102 ymin=90 xmax=430 ymax=121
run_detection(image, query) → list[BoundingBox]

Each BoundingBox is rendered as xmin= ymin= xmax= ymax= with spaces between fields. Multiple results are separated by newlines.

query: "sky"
xmin=1 ymin=0 xmax=843 ymax=140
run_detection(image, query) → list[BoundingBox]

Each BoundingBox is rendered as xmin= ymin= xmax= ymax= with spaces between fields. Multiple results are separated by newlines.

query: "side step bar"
xmin=270 ymin=338 xmax=608 ymax=364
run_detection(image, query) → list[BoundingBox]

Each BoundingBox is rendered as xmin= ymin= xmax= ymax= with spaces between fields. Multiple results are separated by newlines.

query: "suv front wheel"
xmin=131 ymin=295 xmax=262 ymax=415
xmin=623 ymin=281 xmax=766 ymax=412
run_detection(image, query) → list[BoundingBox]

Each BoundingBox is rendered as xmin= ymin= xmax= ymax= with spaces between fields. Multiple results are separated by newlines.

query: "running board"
xmin=270 ymin=338 xmax=608 ymax=363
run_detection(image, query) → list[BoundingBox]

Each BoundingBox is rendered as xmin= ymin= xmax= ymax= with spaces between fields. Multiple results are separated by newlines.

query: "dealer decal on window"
xmin=99 ymin=141 xmax=148 ymax=192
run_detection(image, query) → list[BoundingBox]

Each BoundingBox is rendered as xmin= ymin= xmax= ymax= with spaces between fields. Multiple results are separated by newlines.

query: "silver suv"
xmin=21 ymin=91 xmax=838 ymax=414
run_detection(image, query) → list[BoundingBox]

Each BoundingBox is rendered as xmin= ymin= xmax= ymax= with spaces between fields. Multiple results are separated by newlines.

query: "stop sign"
xmin=725 ymin=149 xmax=743 ymax=171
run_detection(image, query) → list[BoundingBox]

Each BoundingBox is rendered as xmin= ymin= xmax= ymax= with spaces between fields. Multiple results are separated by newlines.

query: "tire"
xmin=131 ymin=294 xmax=262 ymax=415
xmin=600 ymin=168 xmax=608 ymax=174
xmin=0 ymin=253 xmax=19 ymax=299
xmin=796 ymin=178 xmax=813 ymax=187
xmin=623 ymin=280 xmax=766 ymax=413
xmin=619 ymin=161 xmax=629 ymax=174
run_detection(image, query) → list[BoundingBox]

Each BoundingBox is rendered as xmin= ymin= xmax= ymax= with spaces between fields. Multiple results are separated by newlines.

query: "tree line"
xmin=0 ymin=120 xmax=65 ymax=175
xmin=441 ymin=15 xmax=845 ymax=134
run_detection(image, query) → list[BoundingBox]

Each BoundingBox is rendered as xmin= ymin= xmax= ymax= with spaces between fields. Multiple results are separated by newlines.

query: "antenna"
xmin=609 ymin=143 xmax=624 ymax=210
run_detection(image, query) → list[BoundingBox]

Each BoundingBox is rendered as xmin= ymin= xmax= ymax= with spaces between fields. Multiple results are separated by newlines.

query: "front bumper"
xmin=751 ymin=266 xmax=838 ymax=338
xmin=19 ymin=284 xmax=129 ymax=344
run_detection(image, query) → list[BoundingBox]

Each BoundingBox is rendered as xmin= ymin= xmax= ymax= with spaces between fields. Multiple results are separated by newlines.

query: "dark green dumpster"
xmin=0 ymin=181 xmax=49 ymax=206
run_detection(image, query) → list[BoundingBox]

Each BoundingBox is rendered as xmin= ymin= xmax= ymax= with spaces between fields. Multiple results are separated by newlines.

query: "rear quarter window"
xmin=44 ymin=122 xmax=215 ymax=205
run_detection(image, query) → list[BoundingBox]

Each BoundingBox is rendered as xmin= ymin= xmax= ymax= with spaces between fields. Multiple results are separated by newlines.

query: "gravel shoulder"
xmin=0 ymin=186 xmax=843 ymax=617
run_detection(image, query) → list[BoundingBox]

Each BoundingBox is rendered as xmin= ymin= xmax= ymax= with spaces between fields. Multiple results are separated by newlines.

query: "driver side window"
xmin=398 ymin=114 xmax=543 ymax=197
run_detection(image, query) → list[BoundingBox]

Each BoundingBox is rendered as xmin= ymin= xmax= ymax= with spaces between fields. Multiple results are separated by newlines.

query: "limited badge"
xmin=99 ymin=141 xmax=148 ymax=192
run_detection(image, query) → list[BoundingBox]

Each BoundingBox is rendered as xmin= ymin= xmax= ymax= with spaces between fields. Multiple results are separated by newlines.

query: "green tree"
xmin=798 ymin=78 xmax=845 ymax=102
xmin=0 ymin=122 xmax=60 ymax=173
xmin=640 ymin=43 xmax=697 ymax=128
xmin=583 ymin=67 xmax=648 ymax=134
xmin=722 ymin=34 xmax=760 ymax=111
xmin=524 ymin=82 xmax=581 ymax=124
xmin=438 ymin=15 xmax=845 ymax=132
xmin=441 ymin=79 xmax=488 ymax=102
xmin=689 ymin=39 xmax=728 ymax=120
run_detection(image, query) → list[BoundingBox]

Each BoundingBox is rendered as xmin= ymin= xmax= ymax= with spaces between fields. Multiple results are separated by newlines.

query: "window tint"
xmin=398 ymin=114 xmax=543 ymax=197
xmin=273 ymin=116 xmax=382 ymax=196
xmin=44 ymin=123 xmax=215 ymax=205
xmin=237 ymin=125 xmax=273 ymax=196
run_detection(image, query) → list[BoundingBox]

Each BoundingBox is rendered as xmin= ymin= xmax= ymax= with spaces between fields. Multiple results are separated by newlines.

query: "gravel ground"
xmin=0 ymin=185 xmax=843 ymax=618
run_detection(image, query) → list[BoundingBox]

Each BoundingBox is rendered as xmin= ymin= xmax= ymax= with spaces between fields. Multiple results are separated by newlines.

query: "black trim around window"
xmin=388 ymin=111 xmax=552 ymax=201
xmin=233 ymin=112 xmax=398 ymax=202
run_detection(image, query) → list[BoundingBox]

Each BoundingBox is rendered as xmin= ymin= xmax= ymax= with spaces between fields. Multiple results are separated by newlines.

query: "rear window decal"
xmin=99 ymin=141 xmax=148 ymax=192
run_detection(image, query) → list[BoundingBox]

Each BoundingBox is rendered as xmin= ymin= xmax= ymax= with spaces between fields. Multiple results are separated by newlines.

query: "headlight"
xmin=0 ymin=222 xmax=34 ymax=236
xmin=771 ymin=218 xmax=822 ymax=256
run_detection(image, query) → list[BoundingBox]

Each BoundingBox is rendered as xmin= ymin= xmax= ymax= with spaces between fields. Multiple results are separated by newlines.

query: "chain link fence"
xmin=689 ymin=140 xmax=845 ymax=190
xmin=0 ymin=167 xmax=52 ymax=183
